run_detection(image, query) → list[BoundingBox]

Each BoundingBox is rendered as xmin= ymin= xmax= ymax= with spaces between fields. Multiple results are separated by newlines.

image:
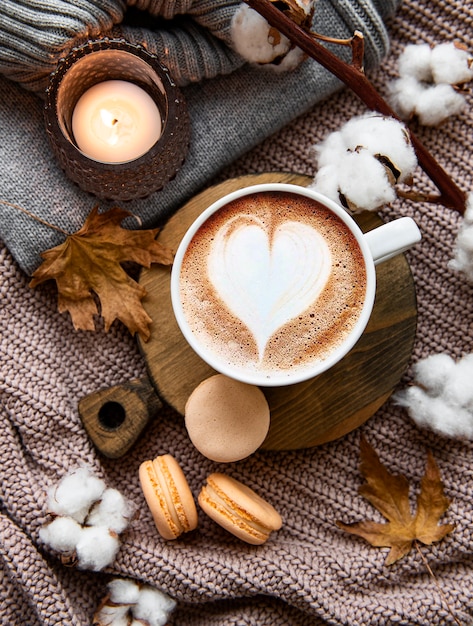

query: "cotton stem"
xmin=414 ymin=541 xmax=463 ymax=626
xmin=244 ymin=0 xmax=467 ymax=214
xmin=0 ymin=199 xmax=70 ymax=235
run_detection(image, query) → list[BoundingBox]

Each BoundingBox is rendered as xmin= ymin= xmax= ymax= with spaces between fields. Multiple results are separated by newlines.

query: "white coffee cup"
xmin=170 ymin=183 xmax=421 ymax=387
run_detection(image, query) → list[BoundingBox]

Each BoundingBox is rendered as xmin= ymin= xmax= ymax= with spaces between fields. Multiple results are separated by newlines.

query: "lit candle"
xmin=71 ymin=80 xmax=162 ymax=163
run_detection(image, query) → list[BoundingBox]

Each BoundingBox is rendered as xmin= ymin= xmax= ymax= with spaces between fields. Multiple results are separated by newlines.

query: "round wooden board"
xmin=138 ymin=172 xmax=417 ymax=450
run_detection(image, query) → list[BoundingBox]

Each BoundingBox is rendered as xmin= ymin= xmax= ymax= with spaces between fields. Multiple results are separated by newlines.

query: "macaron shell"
xmin=185 ymin=375 xmax=270 ymax=462
xmin=198 ymin=473 xmax=282 ymax=545
xmin=139 ymin=454 xmax=198 ymax=540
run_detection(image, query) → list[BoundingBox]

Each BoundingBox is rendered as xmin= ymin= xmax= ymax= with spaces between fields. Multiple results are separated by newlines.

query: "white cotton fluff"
xmin=107 ymin=578 xmax=141 ymax=605
xmin=394 ymin=352 xmax=473 ymax=439
xmin=39 ymin=516 xmax=83 ymax=552
xmin=95 ymin=579 xmax=176 ymax=626
xmin=46 ymin=467 xmax=106 ymax=523
xmin=397 ymin=43 xmax=433 ymax=82
xmin=414 ymin=83 xmax=466 ymax=126
xmin=309 ymin=164 xmax=342 ymax=206
xmin=431 ymin=42 xmax=473 ymax=85
xmin=412 ymin=352 xmax=456 ymax=389
xmin=396 ymin=386 xmax=473 ymax=439
xmin=389 ymin=42 xmax=472 ymax=125
xmin=231 ymin=5 xmax=291 ymax=64
xmin=336 ymin=149 xmax=397 ymax=211
xmin=133 ymin=587 xmax=177 ymax=626
xmin=339 ymin=114 xmax=418 ymax=182
xmin=87 ymin=488 xmax=134 ymax=534
xmin=387 ymin=75 xmax=426 ymax=120
xmin=75 ymin=525 xmax=120 ymax=571
xmin=449 ymin=193 xmax=473 ymax=281
xmin=443 ymin=354 xmax=473 ymax=407
xmin=310 ymin=113 xmax=417 ymax=211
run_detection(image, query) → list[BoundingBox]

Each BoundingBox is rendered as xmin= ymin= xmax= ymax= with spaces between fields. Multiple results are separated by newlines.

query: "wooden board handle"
xmin=78 ymin=377 xmax=162 ymax=458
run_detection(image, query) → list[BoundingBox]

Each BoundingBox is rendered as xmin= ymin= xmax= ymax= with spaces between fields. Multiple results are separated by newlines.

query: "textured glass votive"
xmin=44 ymin=38 xmax=190 ymax=201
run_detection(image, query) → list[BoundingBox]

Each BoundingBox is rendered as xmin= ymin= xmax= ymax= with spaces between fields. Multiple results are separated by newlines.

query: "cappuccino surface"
xmin=179 ymin=191 xmax=367 ymax=381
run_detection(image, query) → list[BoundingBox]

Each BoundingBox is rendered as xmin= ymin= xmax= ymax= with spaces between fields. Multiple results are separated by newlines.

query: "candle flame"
xmin=100 ymin=108 xmax=120 ymax=144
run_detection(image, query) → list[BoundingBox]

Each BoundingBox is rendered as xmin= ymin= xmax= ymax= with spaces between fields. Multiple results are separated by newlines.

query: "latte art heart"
xmin=208 ymin=216 xmax=331 ymax=361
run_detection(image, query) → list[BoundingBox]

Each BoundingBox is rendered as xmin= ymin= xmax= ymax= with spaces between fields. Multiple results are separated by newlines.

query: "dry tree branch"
xmin=244 ymin=0 xmax=468 ymax=214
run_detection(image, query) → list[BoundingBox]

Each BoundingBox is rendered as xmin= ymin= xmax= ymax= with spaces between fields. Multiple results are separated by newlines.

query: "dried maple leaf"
xmin=337 ymin=436 xmax=455 ymax=565
xmin=30 ymin=206 xmax=173 ymax=341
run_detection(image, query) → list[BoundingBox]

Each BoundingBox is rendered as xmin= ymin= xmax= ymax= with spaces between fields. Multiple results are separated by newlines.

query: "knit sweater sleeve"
xmin=0 ymin=0 xmax=247 ymax=93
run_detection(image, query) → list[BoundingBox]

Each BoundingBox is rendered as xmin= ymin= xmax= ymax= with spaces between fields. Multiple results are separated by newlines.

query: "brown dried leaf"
xmin=337 ymin=436 xmax=454 ymax=565
xmin=30 ymin=206 xmax=173 ymax=341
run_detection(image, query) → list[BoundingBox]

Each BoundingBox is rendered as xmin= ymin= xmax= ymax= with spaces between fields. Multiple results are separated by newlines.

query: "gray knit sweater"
xmin=0 ymin=0 xmax=398 ymax=274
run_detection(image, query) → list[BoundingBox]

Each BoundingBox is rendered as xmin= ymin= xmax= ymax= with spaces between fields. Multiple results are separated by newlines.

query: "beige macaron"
xmin=185 ymin=374 xmax=270 ymax=462
xmin=139 ymin=454 xmax=198 ymax=540
xmin=198 ymin=472 xmax=282 ymax=545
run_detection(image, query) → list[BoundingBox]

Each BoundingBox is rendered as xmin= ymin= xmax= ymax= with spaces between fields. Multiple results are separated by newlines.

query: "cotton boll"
xmin=107 ymin=578 xmax=141 ymax=605
xmin=47 ymin=467 xmax=106 ymax=523
xmin=395 ymin=386 xmax=473 ymax=438
xmin=457 ymin=223 xmax=473 ymax=254
xmin=431 ymin=42 xmax=473 ymax=85
xmin=449 ymin=230 xmax=473 ymax=281
xmin=450 ymin=193 xmax=473 ymax=281
xmin=412 ymin=353 xmax=456 ymax=392
xmin=388 ymin=75 xmax=424 ymax=120
xmin=337 ymin=149 xmax=396 ymax=211
xmin=310 ymin=165 xmax=343 ymax=207
xmin=339 ymin=114 xmax=417 ymax=182
xmin=39 ymin=516 xmax=83 ymax=552
xmin=76 ymin=526 xmax=120 ymax=571
xmin=415 ymin=83 xmax=466 ymax=126
xmin=87 ymin=488 xmax=135 ymax=534
xmin=398 ymin=43 xmax=433 ymax=81
xmin=312 ymin=130 xmax=346 ymax=168
xmin=443 ymin=354 xmax=473 ymax=407
xmin=134 ymin=587 xmax=177 ymax=626
xmin=231 ymin=5 xmax=291 ymax=64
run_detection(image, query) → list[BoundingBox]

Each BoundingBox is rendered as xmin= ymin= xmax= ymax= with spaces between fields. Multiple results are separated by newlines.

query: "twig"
xmin=0 ymin=200 xmax=70 ymax=236
xmin=414 ymin=541 xmax=463 ymax=626
xmin=243 ymin=0 xmax=468 ymax=214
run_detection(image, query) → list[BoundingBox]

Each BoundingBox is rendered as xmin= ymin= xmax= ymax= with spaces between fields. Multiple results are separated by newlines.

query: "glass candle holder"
xmin=44 ymin=38 xmax=190 ymax=202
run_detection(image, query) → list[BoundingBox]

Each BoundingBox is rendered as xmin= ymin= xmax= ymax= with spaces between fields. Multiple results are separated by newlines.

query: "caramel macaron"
xmin=139 ymin=454 xmax=198 ymax=540
xmin=198 ymin=473 xmax=282 ymax=545
xmin=185 ymin=375 xmax=270 ymax=462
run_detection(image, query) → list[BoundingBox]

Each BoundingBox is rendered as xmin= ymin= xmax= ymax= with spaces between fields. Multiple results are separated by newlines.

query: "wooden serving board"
xmin=137 ymin=172 xmax=417 ymax=450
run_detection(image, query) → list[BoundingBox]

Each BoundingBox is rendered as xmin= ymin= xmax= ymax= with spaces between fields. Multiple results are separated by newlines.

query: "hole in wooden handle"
xmin=78 ymin=377 xmax=162 ymax=458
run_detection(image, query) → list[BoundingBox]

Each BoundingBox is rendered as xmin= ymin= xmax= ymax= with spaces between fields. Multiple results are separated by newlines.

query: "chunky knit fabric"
xmin=0 ymin=0 xmax=396 ymax=275
xmin=1 ymin=0 xmax=473 ymax=625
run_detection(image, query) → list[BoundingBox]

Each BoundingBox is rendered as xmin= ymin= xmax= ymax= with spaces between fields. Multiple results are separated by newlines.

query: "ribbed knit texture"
xmin=0 ymin=0 xmax=396 ymax=275
xmin=1 ymin=0 xmax=473 ymax=624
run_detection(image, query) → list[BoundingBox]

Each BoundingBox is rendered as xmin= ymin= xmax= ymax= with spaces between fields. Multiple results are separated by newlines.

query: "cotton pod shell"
xmin=185 ymin=374 xmax=270 ymax=462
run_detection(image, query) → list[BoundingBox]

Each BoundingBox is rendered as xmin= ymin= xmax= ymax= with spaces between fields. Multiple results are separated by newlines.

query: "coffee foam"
xmin=179 ymin=191 xmax=367 ymax=379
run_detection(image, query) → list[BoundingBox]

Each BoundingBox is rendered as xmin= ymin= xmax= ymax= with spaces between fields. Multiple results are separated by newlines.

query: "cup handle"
xmin=363 ymin=217 xmax=421 ymax=266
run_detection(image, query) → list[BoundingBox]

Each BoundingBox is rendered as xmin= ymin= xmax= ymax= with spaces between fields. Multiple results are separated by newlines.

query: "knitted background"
xmin=1 ymin=0 xmax=473 ymax=625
